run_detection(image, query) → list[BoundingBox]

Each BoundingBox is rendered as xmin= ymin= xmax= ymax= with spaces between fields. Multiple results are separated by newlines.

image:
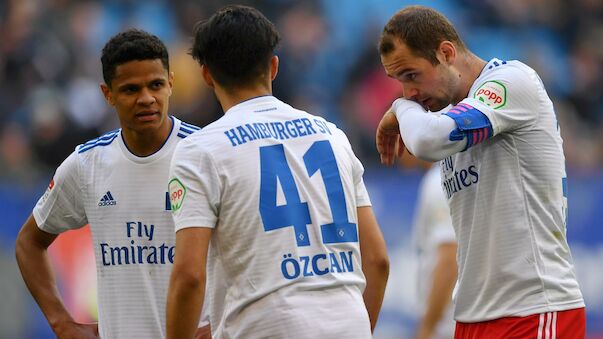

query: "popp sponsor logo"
xmin=168 ymin=178 xmax=186 ymax=212
xmin=474 ymin=81 xmax=506 ymax=109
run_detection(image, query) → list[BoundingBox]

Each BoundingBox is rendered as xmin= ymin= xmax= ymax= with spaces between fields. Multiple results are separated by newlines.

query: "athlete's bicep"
xmin=17 ymin=215 xmax=58 ymax=251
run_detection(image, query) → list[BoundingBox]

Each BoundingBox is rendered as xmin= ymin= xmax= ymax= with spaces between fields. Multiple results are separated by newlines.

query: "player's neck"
xmin=214 ymin=83 xmax=272 ymax=113
xmin=455 ymin=52 xmax=488 ymax=104
xmin=121 ymin=116 xmax=173 ymax=157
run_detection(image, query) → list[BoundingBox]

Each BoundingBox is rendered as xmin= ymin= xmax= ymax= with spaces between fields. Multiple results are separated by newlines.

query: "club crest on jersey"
xmin=168 ymin=178 xmax=186 ymax=212
xmin=474 ymin=80 xmax=506 ymax=109
xmin=98 ymin=191 xmax=117 ymax=207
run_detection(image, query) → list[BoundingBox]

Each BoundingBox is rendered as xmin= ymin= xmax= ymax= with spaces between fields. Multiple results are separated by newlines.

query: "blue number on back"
xmin=259 ymin=141 xmax=358 ymax=246
xmin=304 ymin=141 xmax=358 ymax=244
xmin=260 ymin=144 xmax=312 ymax=246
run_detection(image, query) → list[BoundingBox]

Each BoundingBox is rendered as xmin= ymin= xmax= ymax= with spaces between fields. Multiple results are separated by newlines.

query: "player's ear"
xmin=100 ymin=83 xmax=115 ymax=106
xmin=438 ymin=41 xmax=456 ymax=65
xmin=168 ymin=71 xmax=174 ymax=95
xmin=201 ymin=64 xmax=214 ymax=89
xmin=270 ymin=55 xmax=279 ymax=81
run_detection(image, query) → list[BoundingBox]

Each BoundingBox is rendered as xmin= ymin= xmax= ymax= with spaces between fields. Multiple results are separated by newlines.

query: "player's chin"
xmin=132 ymin=118 xmax=165 ymax=133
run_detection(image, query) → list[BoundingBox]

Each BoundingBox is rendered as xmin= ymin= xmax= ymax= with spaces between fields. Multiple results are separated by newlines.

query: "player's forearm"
xmin=362 ymin=259 xmax=389 ymax=332
xmin=15 ymin=223 xmax=73 ymax=332
xmin=357 ymin=207 xmax=389 ymax=331
xmin=392 ymin=99 xmax=466 ymax=161
xmin=166 ymin=267 xmax=206 ymax=339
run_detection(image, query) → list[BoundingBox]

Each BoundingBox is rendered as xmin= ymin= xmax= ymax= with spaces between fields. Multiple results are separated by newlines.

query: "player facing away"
xmin=15 ymin=29 xmax=208 ymax=338
xmin=375 ymin=6 xmax=585 ymax=339
xmin=413 ymin=163 xmax=457 ymax=339
xmin=166 ymin=5 xmax=389 ymax=339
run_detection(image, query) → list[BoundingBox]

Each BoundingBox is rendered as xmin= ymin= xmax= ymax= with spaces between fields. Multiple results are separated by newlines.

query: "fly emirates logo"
xmin=99 ymin=221 xmax=175 ymax=266
xmin=440 ymin=156 xmax=479 ymax=199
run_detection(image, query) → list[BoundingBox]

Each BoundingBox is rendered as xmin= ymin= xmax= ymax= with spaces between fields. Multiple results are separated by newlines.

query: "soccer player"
xmin=15 ymin=29 xmax=207 ymax=338
xmin=166 ymin=5 xmax=389 ymax=339
xmin=375 ymin=6 xmax=585 ymax=338
xmin=413 ymin=163 xmax=457 ymax=339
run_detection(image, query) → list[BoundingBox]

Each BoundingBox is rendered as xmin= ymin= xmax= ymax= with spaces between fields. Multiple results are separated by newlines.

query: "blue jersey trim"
xmin=179 ymin=126 xmax=196 ymax=135
xmin=443 ymin=103 xmax=493 ymax=151
xmin=78 ymin=131 xmax=120 ymax=153
xmin=488 ymin=59 xmax=507 ymax=70
xmin=80 ymin=129 xmax=119 ymax=146
xmin=176 ymin=121 xmax=201 ymax=139
xmin=181 ymin=122 xmax=201 ymax=130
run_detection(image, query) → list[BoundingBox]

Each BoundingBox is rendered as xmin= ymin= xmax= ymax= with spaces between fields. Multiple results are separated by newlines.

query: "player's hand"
xmin=55 ymin=321 xmax=99 ymax=339
xmin=376 ymin=104 xmax=405 ymax=166
xmin=194 ymin=324 xmax=212 ymax=339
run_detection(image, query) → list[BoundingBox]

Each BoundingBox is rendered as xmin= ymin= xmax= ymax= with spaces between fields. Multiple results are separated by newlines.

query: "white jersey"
xmin=413 ymin=164 xmax=456 ymax=338
xmin=170 ymin=96 xmax=372 ymax=339
xmin=33 ymin=117 xmax=203 ymax=338
xmin=441 ymin=58 xmax=584 ymax=322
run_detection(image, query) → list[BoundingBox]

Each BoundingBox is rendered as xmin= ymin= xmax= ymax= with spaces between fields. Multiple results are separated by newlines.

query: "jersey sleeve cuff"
xmin=31 ymin=208 xmax=61 ymax=235
xmin=174 ymin=217 xmax=217 ymax=232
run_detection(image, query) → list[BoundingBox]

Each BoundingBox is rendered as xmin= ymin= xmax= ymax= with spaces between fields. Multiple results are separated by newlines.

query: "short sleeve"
xmin=461 ymin=65 xmax=540 ymax=136
xmin=333 ymin=126 xmax=371 ymax=207
xmin=169 ymin=137 xmax=221 ymax=231
xmin=33 ymin=151 xmax=88 ymax=234
xmin=352 ymin=156 xmax=371 ymax=208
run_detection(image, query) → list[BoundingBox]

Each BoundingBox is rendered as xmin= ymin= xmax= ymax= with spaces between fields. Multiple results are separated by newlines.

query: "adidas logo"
xmin=98 ymin=191 xmax=117 ymax=207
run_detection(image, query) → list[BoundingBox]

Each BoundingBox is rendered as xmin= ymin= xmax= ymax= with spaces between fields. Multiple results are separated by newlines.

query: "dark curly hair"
xmin=190 ymin=5 xmax=280 ymax=88
xmin=101 ymin=29 xmax=169 ymax=87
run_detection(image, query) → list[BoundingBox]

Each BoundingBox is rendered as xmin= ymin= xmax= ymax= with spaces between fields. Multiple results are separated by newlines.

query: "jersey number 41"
xmin=259 ymin=140 xmax=358 ymax=247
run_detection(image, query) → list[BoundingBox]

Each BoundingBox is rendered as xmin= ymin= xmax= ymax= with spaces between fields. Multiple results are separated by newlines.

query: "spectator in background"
xmin=2 ymin=0 xmax=603 ymax=172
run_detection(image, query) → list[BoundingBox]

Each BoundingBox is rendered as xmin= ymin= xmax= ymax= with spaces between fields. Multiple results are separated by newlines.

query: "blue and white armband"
xmin=444 ymin=103 xmax=493 ymax=151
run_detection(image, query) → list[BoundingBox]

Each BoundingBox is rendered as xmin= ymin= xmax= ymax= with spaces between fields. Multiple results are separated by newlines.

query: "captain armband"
xmin=443 ymin=103 xmax=493 ymax=151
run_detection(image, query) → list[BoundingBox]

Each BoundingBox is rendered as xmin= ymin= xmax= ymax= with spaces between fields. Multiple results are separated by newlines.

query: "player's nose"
xmin=137 ymin=88 xmax=156 ymax=106
xmin=402 ymin=85 xmax=419 ymax=101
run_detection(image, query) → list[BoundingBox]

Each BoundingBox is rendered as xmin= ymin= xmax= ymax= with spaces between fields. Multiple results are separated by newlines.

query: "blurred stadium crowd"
xmin=0 ymin=0 xmax=602 ymax=184
xmin=1 ymin=0 xmax=603 ymax=337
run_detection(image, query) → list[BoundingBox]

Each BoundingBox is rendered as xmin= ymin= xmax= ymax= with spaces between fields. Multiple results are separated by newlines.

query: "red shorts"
xmin=455 ymin=308 xmax=585 ymax=339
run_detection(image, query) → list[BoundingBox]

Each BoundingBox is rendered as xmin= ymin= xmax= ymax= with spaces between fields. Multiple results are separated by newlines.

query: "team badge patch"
xmin=474 ymin=80 xmax=506 ymax=109
xmin=168 ymin=178 xmax=186 ymax=212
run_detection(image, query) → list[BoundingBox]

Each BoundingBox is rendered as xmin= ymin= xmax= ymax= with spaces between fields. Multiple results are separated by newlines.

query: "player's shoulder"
xmin=477 ymin=58 xmax=540 ymax=87
xmin=76 ymin=128 xmax=121 ymax=155
xmin=471 ymin=58 xmax=542 ymax=108
xmin=291 ymin=106 xmax=347 ymax=139
xmin=174 ymin=118 xmax=202 ymax=140
xmin=174 ymin=116 xmax=226 ymax=155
